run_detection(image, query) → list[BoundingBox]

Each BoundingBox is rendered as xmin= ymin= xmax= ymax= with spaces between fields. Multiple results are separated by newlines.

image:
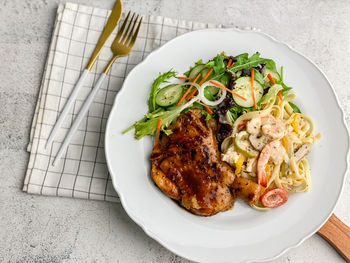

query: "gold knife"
xmin=46 ymin=0 xmax=123 ymax=148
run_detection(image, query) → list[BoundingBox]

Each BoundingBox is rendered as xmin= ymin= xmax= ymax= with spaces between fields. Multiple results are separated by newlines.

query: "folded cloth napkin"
xmin=24 ymin=2 xmax=254 ymax=202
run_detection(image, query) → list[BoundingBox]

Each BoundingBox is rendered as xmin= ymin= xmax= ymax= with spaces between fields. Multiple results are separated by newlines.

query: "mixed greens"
xmin=124 ymin=52 xmax=300 ymax=142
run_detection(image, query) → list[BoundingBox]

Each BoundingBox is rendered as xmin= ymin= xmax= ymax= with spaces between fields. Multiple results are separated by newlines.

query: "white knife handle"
xmin=53 ymin=73 xmax=107 ymax=166
xmin=46 ymin=69 xmax=90 ymax=148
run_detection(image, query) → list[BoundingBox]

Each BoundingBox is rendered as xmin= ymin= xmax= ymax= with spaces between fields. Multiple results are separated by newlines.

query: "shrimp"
xmin=246 ymin=117 xmax=261 ymax=135
xmin=257 ymin=140 xmax=287 ymax=187
xmin=261 ymin=115 xmax=286 ymax=139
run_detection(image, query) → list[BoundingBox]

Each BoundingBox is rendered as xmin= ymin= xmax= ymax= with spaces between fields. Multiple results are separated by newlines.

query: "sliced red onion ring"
xmin=198 ymin=80 xmax=227 ymax=106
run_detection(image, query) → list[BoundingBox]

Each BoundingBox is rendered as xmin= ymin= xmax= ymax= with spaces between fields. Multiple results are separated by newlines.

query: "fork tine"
xmin=120 ymin=12 xmax=136 ymax=44
xmin=124 ymin=15 xmax=139 ymax=45
xmin=115 ymin=11 xmax=131 ymax=42
xmin=128 ymin=16 xmax=143 ymax=48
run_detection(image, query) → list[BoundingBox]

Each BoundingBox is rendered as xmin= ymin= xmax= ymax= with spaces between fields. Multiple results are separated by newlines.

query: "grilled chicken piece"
xmin=232 ymin=177 xmax=264 ymax=204
xmin=294 ymin=144 xmax=311 ymax=163
xmin=151 ymin=109 xmax=236 ymax=216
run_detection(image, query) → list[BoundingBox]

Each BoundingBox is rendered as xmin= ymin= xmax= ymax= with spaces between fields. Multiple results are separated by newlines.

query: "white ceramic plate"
xmin=105 ymin=29 xmax=349 ymax=263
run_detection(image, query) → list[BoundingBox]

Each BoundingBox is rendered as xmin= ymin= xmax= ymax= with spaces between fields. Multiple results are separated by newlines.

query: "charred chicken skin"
xmin=150 ymin=109 xmax=236 ymax=216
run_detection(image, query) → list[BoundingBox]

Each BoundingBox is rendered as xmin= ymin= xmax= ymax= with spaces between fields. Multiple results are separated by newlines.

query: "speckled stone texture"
xmin=0 ymin=0 xmax=349 ymax=262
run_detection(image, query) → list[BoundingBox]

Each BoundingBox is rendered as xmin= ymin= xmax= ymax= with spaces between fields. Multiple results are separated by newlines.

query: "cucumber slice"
xmin=155 ymin=84 xmax=183 ymax=107
xmin=233 ymin=77 xmax=263 ymax=108
xmin=189 ymin=64 xmax=206 ymax=79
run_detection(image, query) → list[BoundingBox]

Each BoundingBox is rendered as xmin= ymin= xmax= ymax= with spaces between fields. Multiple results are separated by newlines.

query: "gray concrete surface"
xmin=1 ymin=0 xmax=350 ymax=262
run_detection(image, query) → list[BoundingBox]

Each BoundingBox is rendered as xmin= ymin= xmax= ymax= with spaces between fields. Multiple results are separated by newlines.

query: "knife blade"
xmin=86 ymin=0 xmax=123 ymax=70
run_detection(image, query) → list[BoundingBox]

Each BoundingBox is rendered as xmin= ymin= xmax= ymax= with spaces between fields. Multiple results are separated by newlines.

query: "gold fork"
xmin=53 ymin=12 xmax=143 ymax=165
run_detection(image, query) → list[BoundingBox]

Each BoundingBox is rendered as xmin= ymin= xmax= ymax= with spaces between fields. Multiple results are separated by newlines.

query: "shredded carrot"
xmin=177 ymin=73 xmax=201 ymax=106
xmin=186 ymin=73 xmax=202 ymax=100
xmin=186 ymin=88 xmax=197 ymax=100
xmin=278 ymin=91 xmax=283 ymax=101
xmin=199 ymin=68 xmax=213 ymax=86
xmin=263 ymin=103 xmax=267 ymax=109
xmin=251 ymin=69 xmax=257 ymax=109
xmin=267 ymin=73 xmax=276 ymax=85
xmin=205 ymin=105 xmax=213 ymax=115
xmin=155 ymin=119 xmax=162 ymax=146
xmin=209 ymin=80 xmax=247 ymax=101
xmin=267 ymin=73 xmax=282 ymax=101
xmin=227 ymin=58 xmax=232 ymax=68
xmin=177 ymin=76 xmax=193 ymax=80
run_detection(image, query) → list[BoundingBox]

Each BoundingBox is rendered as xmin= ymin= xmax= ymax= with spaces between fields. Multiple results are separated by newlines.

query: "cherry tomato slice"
xmin=261 ymin=188 xmax=288 ymax=208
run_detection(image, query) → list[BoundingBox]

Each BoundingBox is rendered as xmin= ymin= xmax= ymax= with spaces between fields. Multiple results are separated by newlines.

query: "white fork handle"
xmin=46 ymin=69 xmax=90 ymax=148
xmin=53 ymin=73 xmax=107 ymax=166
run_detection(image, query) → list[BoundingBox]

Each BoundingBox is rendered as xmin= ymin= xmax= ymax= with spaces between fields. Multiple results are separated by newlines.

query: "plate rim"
xmin=105 ymin=27 xmax=350 ymax=263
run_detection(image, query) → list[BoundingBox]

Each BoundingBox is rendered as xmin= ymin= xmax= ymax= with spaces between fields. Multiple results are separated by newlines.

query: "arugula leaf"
xmin=134 ymin=117 xmax=160 ymax=139
xmin=227 ymin=104 xmax=256 ymax=123
xmin=201 ymin=110 xmax=213 ymax=121
xmin=230 ymin=59 xmax=267 ymax=71
xmin=162 ymin=129 xmax=173 ymax=136
xmin=219 ymin=51 xmax=228 ymax=59
xmin=265 ymin=59 xmax=277 ymax=72
xmin=148 ymin=70 xmax=176 ymax=112
xmin=213 ymin=55 xmax=225 ymax=74
xmin=123 ymin=108 xmax=164 ymax=134
xmin=204 ymin=54 xmax=228 ymax=81
xmin=229 ymin=52 xmax=268 ymax=72
xmin=134 ymin=98 xmax=198 ymax=139
xmin=235 ymin=53 xmax=249 ymax=65
xmin=205 ymin=61 xmax=215 ymax=68
xmin=274 ymin=66 xmax=293 ymax=97
xmin=227 ymin=110 xmax=237 ymax=123
xmin=195 ymin=59 xmax=203 ymax=65
xmin=288 ymin=102 xmax=301 ymax=113
xmin=249 ymin=52 xmax=261 ymax=61
xmin=182 ymin=102 xmax=205 ymax=113
xmin=280 ymin=66 xmax=284 ymax=82
xmin=219 ymin=73 xmax=231 ymax=87
xmin=280 ymin=86 xmax=292 ymax=97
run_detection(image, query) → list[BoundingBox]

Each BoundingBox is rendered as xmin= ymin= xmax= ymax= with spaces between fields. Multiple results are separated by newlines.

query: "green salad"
xmin=124 ymin=52 xmax=300 ymax=141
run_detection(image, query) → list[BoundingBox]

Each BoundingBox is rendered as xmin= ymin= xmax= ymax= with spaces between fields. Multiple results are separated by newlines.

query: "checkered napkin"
xmin=24 ymin=2 xmax=254 ymax=202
